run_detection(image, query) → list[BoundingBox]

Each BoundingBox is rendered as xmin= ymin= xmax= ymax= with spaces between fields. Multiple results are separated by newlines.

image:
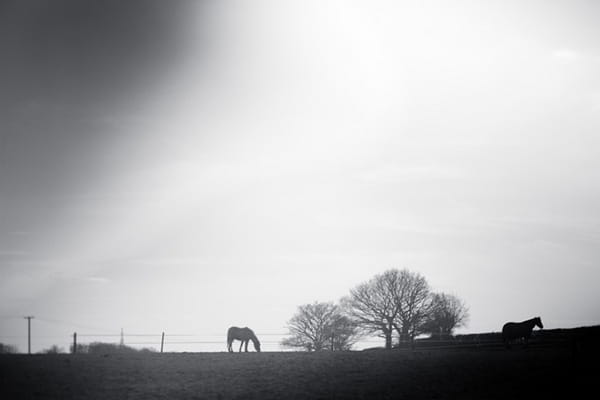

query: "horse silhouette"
xmin=502 ymin=316 xmax=543 ymax=348
xmin=227 ymin=326 xmax=261 ymax=352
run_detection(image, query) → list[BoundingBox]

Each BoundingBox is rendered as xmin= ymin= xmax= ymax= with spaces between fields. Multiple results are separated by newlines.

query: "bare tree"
xmin=344 ymin=270 xmax=404 ymax=350
xmin=422 ymin=293 xmax=469 ymax=338
xmin=345 ymin=269 xmax=436 ymax=349
xmin=282 ymin=302 xmax=360 ymax=351
xmin=346 ymin=269 xmax=469 ymax=348
xmin=329 ymin=313 xmax=362 ymax=351
xmin=393 ymin=270 xmax=432 ymax=344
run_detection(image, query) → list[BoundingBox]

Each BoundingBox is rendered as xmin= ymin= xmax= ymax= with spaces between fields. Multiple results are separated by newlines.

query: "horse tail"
xmin=226 ymin=327 xmax=234 ymax=352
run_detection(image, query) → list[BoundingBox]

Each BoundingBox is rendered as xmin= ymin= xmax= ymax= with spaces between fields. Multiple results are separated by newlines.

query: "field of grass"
xmin=0 ymin=342 xmax=595 ymax=399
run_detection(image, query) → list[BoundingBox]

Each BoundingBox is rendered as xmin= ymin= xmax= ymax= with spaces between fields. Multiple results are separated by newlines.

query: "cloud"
xmin=9 ymin=231 xmax=30 ymax=236
xmin=355 ymin=164 xmax=465 ymax=183
xmin=592 ymin=92 xmax=600 ymax=110
xmin=83 ymin=276 xmax=111 ymax=284
xmin=0 ymin=250 xmax=27 ymax=257
xmin=128 ymin=257 xmax=212 ymax=267
xmin=552 ymin=48 xmax=579 ymax=63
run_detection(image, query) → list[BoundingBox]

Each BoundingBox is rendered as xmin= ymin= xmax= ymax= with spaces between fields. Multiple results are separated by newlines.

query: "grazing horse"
xmin=227 ymin=326 xmax=261 ymax=352
xmin=502 ymin=317 xmax=543 ymax=348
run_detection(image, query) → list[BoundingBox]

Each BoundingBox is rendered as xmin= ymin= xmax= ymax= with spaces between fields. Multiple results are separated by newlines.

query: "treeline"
xmin=0 ymin=343 xmax=18 ymax=354
xmin=71 ymin=342 xmax=156 ymax=354
xmin=282 ymin=268 xmax=469 ymax=351
xmin=0 ymin=342 xmax=157 ymax=355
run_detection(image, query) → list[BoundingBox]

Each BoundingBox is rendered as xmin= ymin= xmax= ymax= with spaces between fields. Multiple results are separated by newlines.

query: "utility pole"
xmin=24 ymin=316 xmax=34 ymax=354
xmin=120 ymin=328 xmax=124 ymax=347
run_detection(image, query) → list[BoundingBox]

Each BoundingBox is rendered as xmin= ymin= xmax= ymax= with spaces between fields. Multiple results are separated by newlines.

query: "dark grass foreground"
xmin=0 ymin=345 xmax=595 ymax=399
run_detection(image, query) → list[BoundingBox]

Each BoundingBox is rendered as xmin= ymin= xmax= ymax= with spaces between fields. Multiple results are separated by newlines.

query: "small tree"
xmin=282 ymin=302 xmax=360 ymax=351
xmin=329 ymin=313 xmax=362 ymax=351
xmin=87 ymin=342 xmax=138 ymax=354
xmin=422 ymin=293 xmax=469 ymax=338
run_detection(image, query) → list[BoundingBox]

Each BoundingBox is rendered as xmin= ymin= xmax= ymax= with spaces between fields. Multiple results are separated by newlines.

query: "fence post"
xmin=73 ymin=332 xmax=77 ymax=354
xmin=24 ymin=316 xmax=33 ymax=354
xmin=161 ymin=332 xmax=165 ymax=353
xmin=331 ymin=333 xmax=334 ymax=351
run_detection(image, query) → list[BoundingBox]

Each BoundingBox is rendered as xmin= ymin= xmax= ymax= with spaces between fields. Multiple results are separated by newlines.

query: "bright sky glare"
xmin=1 ymin=0 xmax=599 ymax=352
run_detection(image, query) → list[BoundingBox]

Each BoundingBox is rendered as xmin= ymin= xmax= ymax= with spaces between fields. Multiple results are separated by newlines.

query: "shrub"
xmin=0 ymin=343 xmax=18 ymax=354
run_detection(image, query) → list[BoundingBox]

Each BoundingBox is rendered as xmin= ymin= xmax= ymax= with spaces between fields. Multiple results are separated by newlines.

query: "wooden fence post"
xmin=331 ymin=333 xmax=334 ymax=351
xmin=161 ymin=332 xmax=165 ymax=353
xmin=73 ymin=332 xmax=77 ymax=354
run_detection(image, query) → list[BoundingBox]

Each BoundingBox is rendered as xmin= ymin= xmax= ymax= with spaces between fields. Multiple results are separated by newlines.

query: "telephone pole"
xmin=24 ymin=316 xmax=34 ymax=354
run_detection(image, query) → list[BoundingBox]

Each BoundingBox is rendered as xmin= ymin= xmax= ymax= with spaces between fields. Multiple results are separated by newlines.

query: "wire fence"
xmin=3 ymin=332 xmax=570 ymax=354
xmin=68 ymin=332 xmax=386 ymax=348
xmin=2 ymin=315 xmax=580 ymax=354
xmin=0 ymin=328 xmax=387 ymax=353
xmin=1 ymin=329 xmax=518 ymax=353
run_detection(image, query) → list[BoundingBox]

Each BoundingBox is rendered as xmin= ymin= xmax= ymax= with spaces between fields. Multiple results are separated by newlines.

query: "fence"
xmin=3 ymin=315 xmax=587 ymax=354
xmin=56 ymin=331 xmax=577 ymax=354
xmin=67 ymin=331 xmax=392 ymax=353
xmin=1 ymin=329 xmax=568 ymax=353
xmin=68 ymin=331 xmax=301 ymax=353
xmin=392 ymin=329 xmax=580 ymax=351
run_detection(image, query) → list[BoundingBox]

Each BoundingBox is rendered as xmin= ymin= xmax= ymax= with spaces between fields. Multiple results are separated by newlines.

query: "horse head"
xmin=535 ymin=317 xmax=544 ymax=329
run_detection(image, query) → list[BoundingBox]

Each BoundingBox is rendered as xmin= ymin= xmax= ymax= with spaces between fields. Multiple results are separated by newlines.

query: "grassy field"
xmin=0 ymin=343 xmax=595 ymax=399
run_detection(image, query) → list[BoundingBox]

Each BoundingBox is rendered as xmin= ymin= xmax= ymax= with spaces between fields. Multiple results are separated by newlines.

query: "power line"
xmin=77 ymin=334 xmax=160 ymax=337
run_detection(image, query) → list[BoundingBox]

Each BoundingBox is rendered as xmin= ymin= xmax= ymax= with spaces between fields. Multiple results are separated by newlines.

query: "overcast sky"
xmin=1 ymin=0 xmax=599 ymax=352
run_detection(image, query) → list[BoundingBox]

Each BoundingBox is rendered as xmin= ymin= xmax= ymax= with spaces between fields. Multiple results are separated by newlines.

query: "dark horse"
xmin=502 ymin=316 xmax=543 ymax=348
xmin=227 ymin=326 xmax=261 ymax=352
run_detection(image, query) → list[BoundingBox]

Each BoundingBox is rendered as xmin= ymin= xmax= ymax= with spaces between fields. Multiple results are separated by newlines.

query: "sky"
xmin=1 ymin=0 xmax=599 ymax=353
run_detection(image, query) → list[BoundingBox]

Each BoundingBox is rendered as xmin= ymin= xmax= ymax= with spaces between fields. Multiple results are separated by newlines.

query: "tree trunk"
xmin=399 ymin=325 xmax=408 ymax=343
xmin=385 ymin=320 xmax=394 ymax=350
xmin=385 ymin=332 xmax=392 ymax=350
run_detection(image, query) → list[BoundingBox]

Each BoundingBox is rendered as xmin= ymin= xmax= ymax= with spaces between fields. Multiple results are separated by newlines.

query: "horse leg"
xmin=227 ymin=339 xmax=232 ymax=352
xmin=245 ymin=340 xmax=249 ymax=352
xmin=239 ymin=340 xmax=243 ymax=352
